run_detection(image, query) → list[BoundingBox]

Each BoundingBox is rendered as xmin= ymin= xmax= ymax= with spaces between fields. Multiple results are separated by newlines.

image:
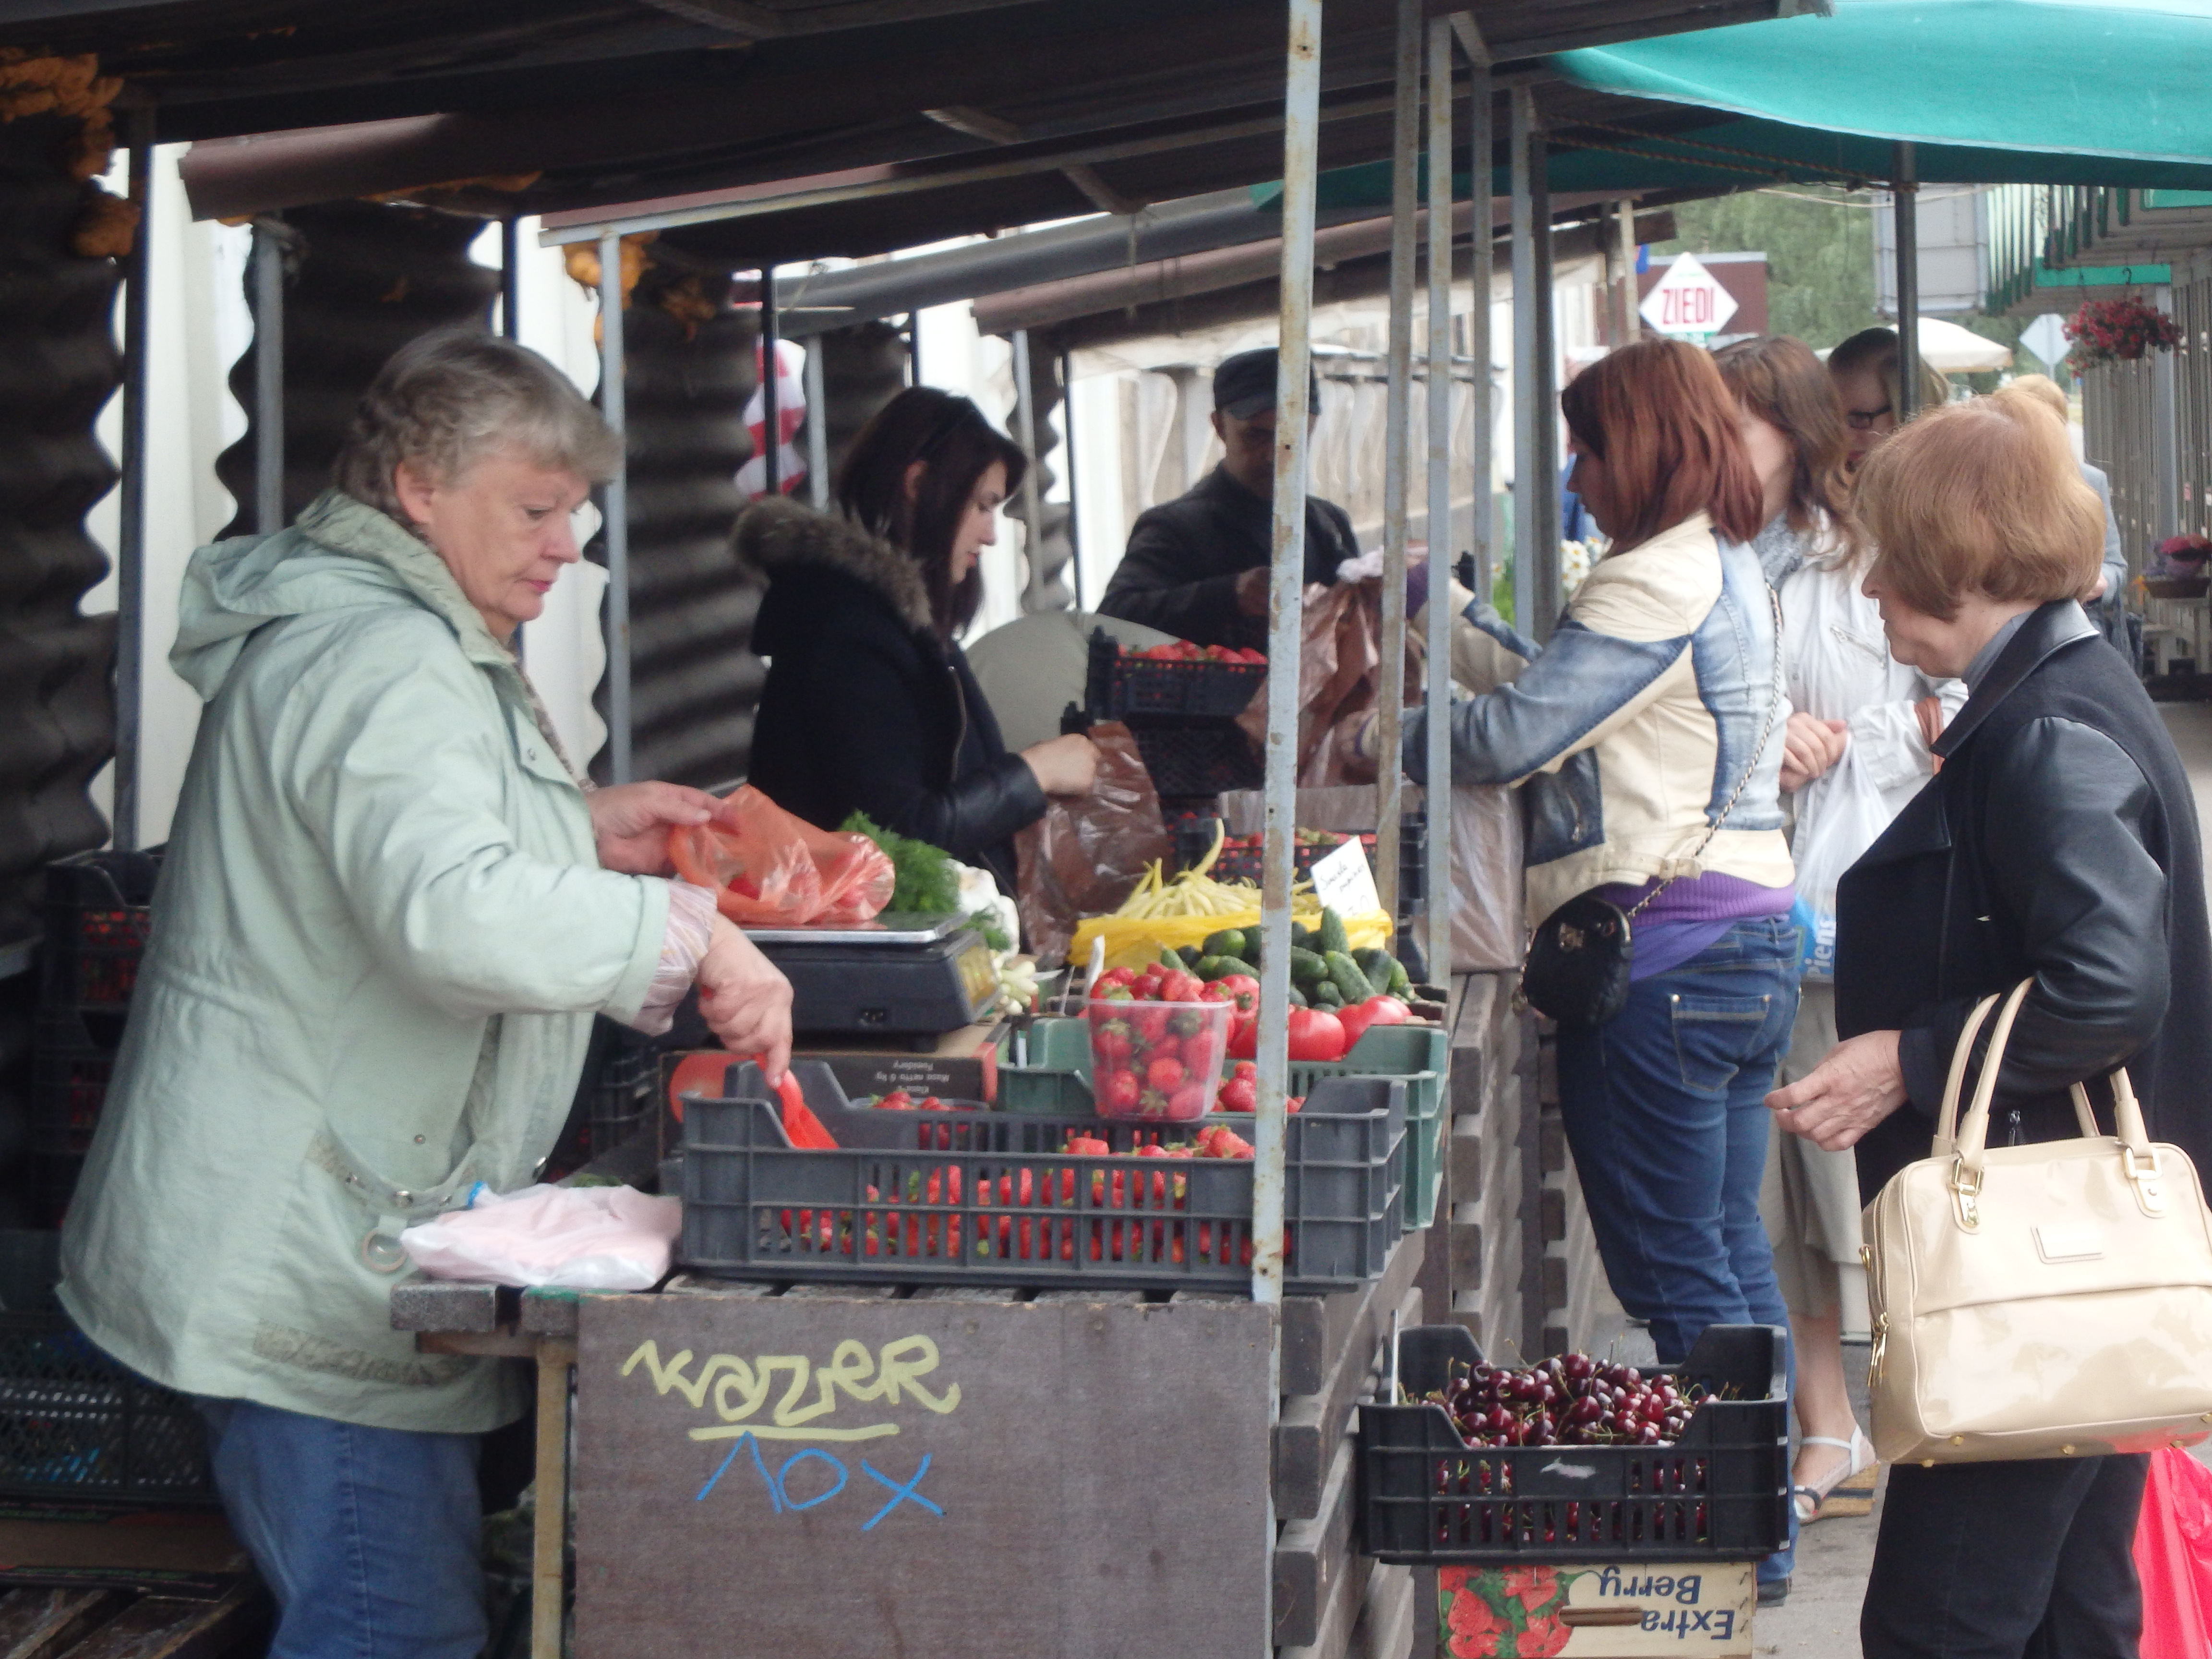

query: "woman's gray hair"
xmin=332 ymin=330 xmax=622 ymax=522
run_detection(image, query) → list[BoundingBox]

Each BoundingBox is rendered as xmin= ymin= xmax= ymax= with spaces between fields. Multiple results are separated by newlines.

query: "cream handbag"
xmin=1863 ymin=978 xmax=2212 ymax=1465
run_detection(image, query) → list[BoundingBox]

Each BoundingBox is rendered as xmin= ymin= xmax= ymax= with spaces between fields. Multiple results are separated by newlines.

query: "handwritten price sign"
xmin=574 ymin=1292 xmax=1272 ymax=1657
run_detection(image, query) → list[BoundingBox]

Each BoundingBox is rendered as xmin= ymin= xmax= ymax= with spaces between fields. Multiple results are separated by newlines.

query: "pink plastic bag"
xmin=666 ymin=784 xmax=895 ymax=926
xmin=399 ymin=1185 xmax=681 ymax=1291
xmin=2135 ymin=1447 xmax=2212 ymax=1657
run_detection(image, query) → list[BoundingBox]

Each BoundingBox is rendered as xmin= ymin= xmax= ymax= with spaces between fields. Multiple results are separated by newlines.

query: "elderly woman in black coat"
xmin=736 ymin=388 xmax=1097 ymax=893
xmin=1766 ymin=384 xmax=2212 ymax=1659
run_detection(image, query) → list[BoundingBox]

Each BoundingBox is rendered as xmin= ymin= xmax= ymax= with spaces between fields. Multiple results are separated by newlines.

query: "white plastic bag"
xmin=399 ymin=1184 xmax=680 ymax=1291
xmin=1791 ymin=748 xmax=1892 ymax=983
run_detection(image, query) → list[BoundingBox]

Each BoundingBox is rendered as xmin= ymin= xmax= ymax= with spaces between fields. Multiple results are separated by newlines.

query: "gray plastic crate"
xmin=676 ymin=1061 xmax=1404 ymax=1293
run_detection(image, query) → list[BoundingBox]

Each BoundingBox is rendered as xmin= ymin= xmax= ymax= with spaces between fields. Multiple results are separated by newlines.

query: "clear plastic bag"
xmin=1014 ymin=721 xmax=1170 ymax=967
xmin=667 ymin=783 xmax=895 ymax=926
xmin=399 ymin=1184 xmax=681 ymax=1291
xmin=1790 ymin=748 xmax=1892 ymax=983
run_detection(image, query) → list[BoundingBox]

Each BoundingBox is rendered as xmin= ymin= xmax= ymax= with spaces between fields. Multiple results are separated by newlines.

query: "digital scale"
xmin=747 ymin=913 xmax=999 ymax=1045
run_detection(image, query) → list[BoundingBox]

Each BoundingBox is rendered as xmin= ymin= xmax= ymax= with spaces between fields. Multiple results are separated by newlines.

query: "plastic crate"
xmin=40 ymin=852 xmax=160 ymax=1015
xmin=998 ymin=1018 xmax=1447 ymax=1229
xmin=676 ymin=1061 xmax=1404 ymax=1293
xmin=1357 ymin=1323 xmax=1789 ymax=1564
xmin=30 ymin=1016 xmax=116 ymax=1161
xmin=1127 ymin=723 xmax=1263 ymax=797
xmin=1084 ymin=629 xmax=1265 ymax=720
xmin=583 ymin=1031 xmax=658 ymax=1163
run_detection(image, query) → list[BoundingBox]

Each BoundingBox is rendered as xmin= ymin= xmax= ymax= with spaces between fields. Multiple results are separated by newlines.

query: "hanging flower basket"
xmin=2065 ymin=296 xmax=2182 ymax=367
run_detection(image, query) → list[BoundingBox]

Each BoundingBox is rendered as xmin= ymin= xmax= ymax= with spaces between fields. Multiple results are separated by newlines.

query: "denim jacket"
xmin=1406 ymin=511 xmax=1793 ymax=921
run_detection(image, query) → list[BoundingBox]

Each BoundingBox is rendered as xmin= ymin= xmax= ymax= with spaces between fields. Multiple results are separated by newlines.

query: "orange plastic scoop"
xmin=762 ymin=1058 xmax=839 ymax=1150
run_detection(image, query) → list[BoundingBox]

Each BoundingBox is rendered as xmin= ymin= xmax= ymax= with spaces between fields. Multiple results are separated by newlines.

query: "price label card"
xmin=1309 ymin=837 xmax=1381 ymax=919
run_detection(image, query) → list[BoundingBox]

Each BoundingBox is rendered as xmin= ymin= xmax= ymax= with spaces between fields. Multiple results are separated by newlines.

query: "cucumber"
xmin=1285 ymin=984 xmax=1308 ymax=1008
xmin=1202 ymin=928 xmax=1247 ymax=962
xmin=1287 ymin=947 xmax=1330 ymax=986
xmin=1193 ymin=955 xmax=1239 ymax=981
xmin=1386 ymin=958 xmax=1412 ymax=998
xmin=1323 ymin=950 xmax=1376 ymax=1004
xmin=1312 ymin=980 xmax=1345 ymax=1008
xmin=1318 ymin=906 xmax=1351 ymax=958
xmin=1158 ymin=947 xmax=1184 ymax=973
xmin=1353 ymin=947 xmax=1392 ymax=983
xmin=1178 ymin=944 xmax=1202 ymax=968
xmin=1290 ymin=921 xmax=1315 ymax=950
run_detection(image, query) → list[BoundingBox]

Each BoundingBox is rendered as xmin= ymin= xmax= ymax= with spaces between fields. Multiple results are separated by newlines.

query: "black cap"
xmin=1213 ymin=347 xmax=1319 ymax=421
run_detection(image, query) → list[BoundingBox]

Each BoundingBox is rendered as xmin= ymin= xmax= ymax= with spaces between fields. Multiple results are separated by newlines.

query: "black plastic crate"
xmin=30 ymin=1017 xmax=116 ymax=1160
xmin=1357 ymin=1323 xmax=1789 ymax=1564
xmin=0 ymin=1315 xmax=216 ymax=1505
xmin=1084 ymin=629 xmax=1265 ymax=721
xmin=677 ymin=1061 xmax=1403 ymax=1293
xmin=1128 ymin=723 xmax=1263 ymax=797
xmin=40 ymin=852 xmax=160 ymax=1015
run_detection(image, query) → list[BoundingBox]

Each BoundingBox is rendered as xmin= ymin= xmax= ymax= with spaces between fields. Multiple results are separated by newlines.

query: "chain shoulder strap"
xmin=1625 ymin=581 xmax=1788 ymax=922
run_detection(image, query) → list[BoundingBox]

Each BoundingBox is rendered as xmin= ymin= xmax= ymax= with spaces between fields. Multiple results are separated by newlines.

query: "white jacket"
xmin=1779 ymin=554 xmax=1965 ymax=852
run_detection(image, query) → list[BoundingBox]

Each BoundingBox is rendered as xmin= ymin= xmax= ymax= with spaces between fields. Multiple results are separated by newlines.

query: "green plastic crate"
xmin=996 ymin=1019 xmax=1447 ymax=1227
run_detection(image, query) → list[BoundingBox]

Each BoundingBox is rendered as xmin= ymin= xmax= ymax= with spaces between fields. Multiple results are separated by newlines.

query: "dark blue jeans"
xmin=1554 ymin=914 xmax=1800 ymax=1579
xmin=197 ymin=1397 xmax=486 ymax=1659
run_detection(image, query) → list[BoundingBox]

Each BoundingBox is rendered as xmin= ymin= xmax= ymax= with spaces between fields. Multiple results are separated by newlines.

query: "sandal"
xmin=1791 ymin=1428 xmax=1877 ymax=1523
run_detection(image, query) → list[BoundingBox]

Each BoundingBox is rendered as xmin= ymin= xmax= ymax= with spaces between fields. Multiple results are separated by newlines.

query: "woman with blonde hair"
xmin=1768 ymin=383 xmax=2212 ymax=1656
xmin=1827 ymin=326 xmax=1951 ymax=464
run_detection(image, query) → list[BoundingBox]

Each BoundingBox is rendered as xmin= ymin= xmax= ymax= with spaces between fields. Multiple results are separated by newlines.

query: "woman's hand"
xmin=697 ymin=916 xmax=794 ymax=1080
xmin=1780 ymin=712 xmax=1850 ymax=793
xmin=1766 ymin=1030 xmax=1908 ymax=1150
xmin=1022 ymin=733 xmax=1099 ymax=796
xmin=590 ymin=781 xmax=718 ymax=874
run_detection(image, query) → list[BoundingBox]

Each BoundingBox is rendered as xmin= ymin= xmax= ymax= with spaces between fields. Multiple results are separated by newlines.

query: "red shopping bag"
xmin=2135 ymin=1447 xmax=2212 ymax=1658
xmin=666 ymin=784 xmax=894 ymax=926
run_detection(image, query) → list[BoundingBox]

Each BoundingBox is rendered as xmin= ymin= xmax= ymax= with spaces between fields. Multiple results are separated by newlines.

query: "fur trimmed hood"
xmin=733 ymin=495 xmax=932 ymax=636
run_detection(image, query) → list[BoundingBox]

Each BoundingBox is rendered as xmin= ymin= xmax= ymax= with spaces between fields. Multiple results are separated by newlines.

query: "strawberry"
xmin=1146 ymin=1056 xmax=1187 ymax=1092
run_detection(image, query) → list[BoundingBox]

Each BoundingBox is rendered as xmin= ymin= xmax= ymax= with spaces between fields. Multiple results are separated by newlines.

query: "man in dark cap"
xmin=1098 ymin=346 xmax=1354 ymax=651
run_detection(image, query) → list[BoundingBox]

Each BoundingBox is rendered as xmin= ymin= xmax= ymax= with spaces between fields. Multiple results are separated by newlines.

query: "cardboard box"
xmin=1437 ymin=1563 xmax=1756 ymax=1657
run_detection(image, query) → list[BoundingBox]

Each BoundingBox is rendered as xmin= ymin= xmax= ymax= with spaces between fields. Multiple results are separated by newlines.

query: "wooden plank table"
xmin=394 ymin=1234 xmax=1424 ymax=1659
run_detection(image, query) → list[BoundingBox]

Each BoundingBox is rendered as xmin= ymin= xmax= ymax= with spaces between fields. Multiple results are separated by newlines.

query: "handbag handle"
xmin=1946 ymin=976 xmax=2163 ymax=1223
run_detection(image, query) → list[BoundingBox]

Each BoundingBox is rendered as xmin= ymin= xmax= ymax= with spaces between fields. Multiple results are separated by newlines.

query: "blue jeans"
xmin=197 ymin=1397 xmax=486 ymax=1659
xmin=1554 ymin=914 xmax=1800 ymax=1579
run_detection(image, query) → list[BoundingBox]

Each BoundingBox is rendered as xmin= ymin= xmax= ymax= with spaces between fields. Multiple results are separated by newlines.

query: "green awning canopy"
xmin=1282 ymin=0 xmax=2212 ymax=206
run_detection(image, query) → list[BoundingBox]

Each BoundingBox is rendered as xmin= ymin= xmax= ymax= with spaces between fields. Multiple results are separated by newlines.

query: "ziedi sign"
xmin=1640 ymin=250 xmax=1738 ymax=341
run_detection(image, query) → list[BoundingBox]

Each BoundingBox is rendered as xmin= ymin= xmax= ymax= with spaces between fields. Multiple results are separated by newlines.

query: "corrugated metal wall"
xmin=592 ymin=271 xmax=758 ymax=789
xmin=2082 ymin=357 xmax=2159 ymax=575
xmin=816 ymin=320 xmax=908 ymax=488
xmin=0 ymin=111 xmax=127 ymax=1221
xmin=213 ymin=202 xmax=499 ymax=538
xmin=1006 ymin=343 xmax=1074 ymax=613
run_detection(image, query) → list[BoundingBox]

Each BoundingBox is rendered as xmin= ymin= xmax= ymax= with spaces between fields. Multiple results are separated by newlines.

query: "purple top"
xmin=1593 ymin=872 xmax=1796 ymax=981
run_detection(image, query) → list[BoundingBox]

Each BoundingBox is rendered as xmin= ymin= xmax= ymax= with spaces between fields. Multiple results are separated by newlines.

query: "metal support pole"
xmin=1894 ymin=142 xmax=1920 ymax=422
xmin=1374 ymin=0 xmax=1418 ymax=925
xmin=2154 ymin=282 xmax=2180 ymax=547
xmin=1509 ymin=93 xmax=1537 ymax=637
xmin=113 ymin=109 xmax=154 ymax=854
xmin=906 ymin=313 xmax=921 ymax=385
xmin=1257 ymin=0 xmax=1321 ymax=1644
xmin=761 ymin=266 xmax=781 ymax=496
xmin=599 ymin=230 xmax=632 ymax=783
xmin=1011 ymin=328 xmax=1050 ymax=609
xmin=1613 ymin=198 xmax=1638 ymax=347
xmin=252 ymin=218 xmax=286 ymax=536
xmin=1423 ymin=16 xmax=1455 ymax=989
xmin=805 ymin=338 xmax=830 ymax=509
xmin=500 ymin=217 xmax=520 ymax=341
xmin=1062 ymin=348 xmax=1084 ymax=610
xmin=1445 ymin=21 xmax=1490 ymax=997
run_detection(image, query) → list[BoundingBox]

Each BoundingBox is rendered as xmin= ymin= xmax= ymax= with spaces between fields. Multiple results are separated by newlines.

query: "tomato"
xmin=1337 ymin=994 xmax=1412 ymax=1053
xmin=1214 ymin=974 xmax=1260 ymax=1014
xmin=1285 ymin=1006 xmax=1348 ymax=1062
xmin=1227 ymin=1013 xmax=1257 ymax=1060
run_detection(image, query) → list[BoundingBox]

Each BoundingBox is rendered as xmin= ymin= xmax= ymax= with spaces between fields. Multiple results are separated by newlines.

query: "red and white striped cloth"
xmin=739 ymin=336 xmax=808 ymax=499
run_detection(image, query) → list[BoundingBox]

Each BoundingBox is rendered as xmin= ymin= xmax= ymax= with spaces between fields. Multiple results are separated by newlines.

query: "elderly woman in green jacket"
xmin=59 ymin=332 xmax=790 ymax=1658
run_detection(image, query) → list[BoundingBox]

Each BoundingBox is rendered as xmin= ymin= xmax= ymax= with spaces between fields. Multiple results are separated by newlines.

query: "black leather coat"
xmin=738 ymin=497 xmax=1046 ymax=894
xmin=1835 ymin=600 xmax=2212 ymax=1200
xmin=1098 ymin=464 xmax=1353 ymax=651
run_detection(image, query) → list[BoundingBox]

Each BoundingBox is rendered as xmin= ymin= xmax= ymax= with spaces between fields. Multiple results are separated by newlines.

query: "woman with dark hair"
xmin=737 ymin=387 xmax=1096 ymax=891
xmin=1768 ymin=385 xmax=2212 ymax=1656
xmin=1716 ymin=336 xmax=1962 ymax=1527
xmin=1382 ymin=337 xmax=1801 ymax=1598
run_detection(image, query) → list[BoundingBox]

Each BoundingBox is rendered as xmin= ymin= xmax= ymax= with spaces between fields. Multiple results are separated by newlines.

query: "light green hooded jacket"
xmin=60 ymin=491 xmax=670 ymax=1432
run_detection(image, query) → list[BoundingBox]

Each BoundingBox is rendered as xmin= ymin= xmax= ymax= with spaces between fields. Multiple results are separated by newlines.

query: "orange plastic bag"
xmin=2135 ymin=1447 xmax=2212 ymax=1658
xmin=665 ymin=785 xmax=895 ymax=926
